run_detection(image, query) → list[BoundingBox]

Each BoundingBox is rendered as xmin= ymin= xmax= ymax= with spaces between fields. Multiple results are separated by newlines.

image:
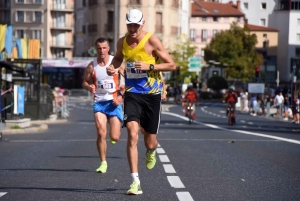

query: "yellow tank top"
xmin=122 ymin=32 xmax=162 ymax=94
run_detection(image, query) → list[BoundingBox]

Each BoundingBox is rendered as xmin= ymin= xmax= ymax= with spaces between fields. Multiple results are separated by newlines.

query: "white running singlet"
xmin=92 ymin=55 xmax=119 ymax=102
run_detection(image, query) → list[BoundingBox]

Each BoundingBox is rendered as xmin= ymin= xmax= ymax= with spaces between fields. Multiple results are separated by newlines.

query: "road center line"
xmin=0 ymin=192 xmax=7 ymax=197
xmin=176 ymin=192 xmax=194 ymax=201
xmin=162 ymin=111 xmax=300 ymax=145
xmin=159 ymin=155 xmax=170 ymax=162
xmin=163 ymin=164 xmax=176 ymax=173
xmin=157 ymin=148 xmax=165 ymax=154
xmin=167 ymin=176 xmax=185 ymax=188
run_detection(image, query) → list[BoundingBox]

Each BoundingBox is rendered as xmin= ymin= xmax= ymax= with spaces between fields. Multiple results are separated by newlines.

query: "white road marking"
xmin=159 ymin=155 xmax=170 ymax=162
xmin=248 ymin=122 xmax=253 ymax=125
xmin=167 ymin=176 xmax=185 ymax=188
xmin=157 ymin=147 xmax=165 ymax=154
xmin=0 ymin=193 xmax=7 ymax=197
xmin=176 ymin=192 xmax=194 ymax=201
xmin=241 ymin=179 xmax=246 ymax=182
xmin=158 ymin=143 xmax=161 ymax=147
xmin=163 ymin=164 xmax=176 ymax=173
xmin=162 ymin=111 xmax=300 ymax=145
xmin=219 ymin=111 xmax=226 ymax=113
xmin=240 ymin=120 xmax=246 ymax=123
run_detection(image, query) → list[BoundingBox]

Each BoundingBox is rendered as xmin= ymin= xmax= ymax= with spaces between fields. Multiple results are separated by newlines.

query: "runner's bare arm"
xmin=149 ymin=35 xmax=176 ymax=71
xmin=82 ymin=61 xmax=96 ymax=94
xmin=107 ymin=38 xmax=124 ymax=75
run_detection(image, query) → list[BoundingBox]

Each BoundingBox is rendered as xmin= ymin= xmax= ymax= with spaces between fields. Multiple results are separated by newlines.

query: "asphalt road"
xmin=0 ymin=97 xmax=300 ymax=201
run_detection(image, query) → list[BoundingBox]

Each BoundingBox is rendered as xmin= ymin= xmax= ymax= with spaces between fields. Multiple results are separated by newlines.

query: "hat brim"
xmin=125 ymin=19 xmax=143 ymax=25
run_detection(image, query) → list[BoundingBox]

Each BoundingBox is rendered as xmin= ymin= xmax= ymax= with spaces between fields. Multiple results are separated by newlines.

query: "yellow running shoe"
xmin=96 ymin=162 xmax=107 ymax=173
xmin=146 ymin=150 xmax=156 ymax=170
xmin=110 ymin=138 xmax=116 ymax=145
xmin=127 ymin=181 xmax=143 ymax=195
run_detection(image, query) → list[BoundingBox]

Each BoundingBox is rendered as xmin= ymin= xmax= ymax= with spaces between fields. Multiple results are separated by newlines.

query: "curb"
xmin=1 ymin=119 xmax=68 ymax=135
xmin=2 ymin=124 xmax=48 ymax=135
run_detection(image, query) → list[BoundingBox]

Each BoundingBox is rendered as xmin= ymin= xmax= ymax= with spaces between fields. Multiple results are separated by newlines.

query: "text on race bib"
xmin=126 ymin=62 xmax=147 ymax=79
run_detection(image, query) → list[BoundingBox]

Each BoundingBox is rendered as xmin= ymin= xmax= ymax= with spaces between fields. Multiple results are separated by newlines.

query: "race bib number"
xmin=126 ymin=62 xmax=147 ymax=79
xmin=96 ymin=80 xmax=115 ymax=93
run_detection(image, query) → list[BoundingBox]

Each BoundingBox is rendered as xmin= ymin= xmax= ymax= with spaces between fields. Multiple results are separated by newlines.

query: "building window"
xmin=243 ymin=2 xmax=248 ymax=10
xmin=155 ymin=12 xmax=163 ymax=33
xmin=34 ymin=0 xmax=42 ymax=3
xmin=201 ymin=49 xmax=205 ymax=57
xmin=190 ymin=29 xmax=196 ymax=41
xmin=260 ymin=18 xmax=266 ymax=26
xmin=129 ymin=0 xmax=141 ymax=4
xmin=17 ymin=11 xmax=24 ymax=22
xmin=291 ymin=1 xmax=300 ymax=10
xmin=213 ymin=17 xmax=218 ymax=22
xmin=263 ymin=34 xmax=267 ymax=39
xmin=298 ymin=19 xmax=300 ymax=25
xmin=17 ymin=0 xmax=24 ymax=3
xmin=201 ymin=29 xmax=207 ymax=42
xmin=53 ymin=49 xmax=65 ymax=58
xmin=16 ymin=30 xmax=24 ymax=38
xmin=202 ymin=17 xmax=207 ymax=22
xmin=213 ymin=30 xmax=218 ymax=36
xmin=297 ymin=34 xmax=300 ymax=42
xmin=296 ymin=48 xmax=300 ymax=57
xmin=156 ymin=0 xmax=163 ymax=5
xmin=261 ymin=3 xmax=266 ymax=9
xmin=32 ymin=30 xmax=41 ymax=39
xmin=34 ymin=11 xmax=42 ymax=23
xmin=88 ymin=0 xmax=98 ymax=6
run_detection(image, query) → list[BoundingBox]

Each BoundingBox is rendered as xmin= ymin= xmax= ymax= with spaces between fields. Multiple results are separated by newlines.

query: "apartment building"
xmin=0 ymin=0 xmax=75 ymax=59
xmin=190 ymin=1 xmax=245 ymax=57
xmin=247 ymin=24 xmax=279 ymax=83
xmin=74 ymin=0 xmax=184 ymax=57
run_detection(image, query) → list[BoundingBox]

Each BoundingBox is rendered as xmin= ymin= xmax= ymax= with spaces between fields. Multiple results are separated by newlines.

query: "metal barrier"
xmin=54 ymin=97 xmax=69 ymax=118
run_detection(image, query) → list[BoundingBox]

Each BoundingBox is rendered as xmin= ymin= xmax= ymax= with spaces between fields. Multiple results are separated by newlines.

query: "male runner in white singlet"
xmin=82 ymin=37 xmax=124 ymax=173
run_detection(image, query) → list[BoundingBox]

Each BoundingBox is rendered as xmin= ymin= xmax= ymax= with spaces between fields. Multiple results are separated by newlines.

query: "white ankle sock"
xmin=131 ymin=173 xmax=140 ymax=184
xmin=101 ymin=161 xmax=107 ymax=164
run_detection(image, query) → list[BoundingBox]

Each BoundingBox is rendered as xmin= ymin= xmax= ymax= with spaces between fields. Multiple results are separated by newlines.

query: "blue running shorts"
xmin=93 ymin=100 xmax=123 ymax=121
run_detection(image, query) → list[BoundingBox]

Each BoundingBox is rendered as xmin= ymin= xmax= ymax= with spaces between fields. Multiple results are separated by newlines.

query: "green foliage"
xmin=10 ymin=125 xmax=22 ymax=129
xmin=171 ymin=40 xmax=197 ymax=83
xmin=207 ymin=76 xmax=228 ymax=91
xmin=204 ymin=22 xmax=263 ymax=81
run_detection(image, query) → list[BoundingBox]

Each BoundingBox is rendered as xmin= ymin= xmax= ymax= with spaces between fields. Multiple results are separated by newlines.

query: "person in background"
xmin=223 ymin=86 xmax=238 ymax=121
xmin=82 ymin=37 xmax=124 ymax=174
xmin=292 ymin=98 xmax=299 ymax=124
xmin=274 ymin=91 xmax=284 ymax=118
xmin=183 ymin=85 xmax=198 ymax=120
xmin=283 ymin=95 xmax=290 ymax=121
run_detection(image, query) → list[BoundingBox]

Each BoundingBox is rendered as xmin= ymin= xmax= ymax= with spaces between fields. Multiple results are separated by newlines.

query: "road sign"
xmin=188 ymin=57 xmax=201 ymax=69
xmin=188 ymin=57 xmax=201 ymax=63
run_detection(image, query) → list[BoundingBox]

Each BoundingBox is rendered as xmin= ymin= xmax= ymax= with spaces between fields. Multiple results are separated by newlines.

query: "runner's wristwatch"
xmin=149 ymin=64 xmax=154 ymax=71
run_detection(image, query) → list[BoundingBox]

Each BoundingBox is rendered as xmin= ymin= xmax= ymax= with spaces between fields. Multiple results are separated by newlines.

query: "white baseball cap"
xmin=126 ymin=9 xmax=144 ymax=25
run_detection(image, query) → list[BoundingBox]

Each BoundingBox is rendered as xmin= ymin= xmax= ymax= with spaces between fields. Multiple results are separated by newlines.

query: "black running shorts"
xmin=123 ymin=92 xmax=161 ymax=134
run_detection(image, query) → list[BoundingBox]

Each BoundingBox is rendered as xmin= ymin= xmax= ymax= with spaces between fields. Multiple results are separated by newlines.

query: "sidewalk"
xmin=1 ymin=118 xmax=68 ymax=135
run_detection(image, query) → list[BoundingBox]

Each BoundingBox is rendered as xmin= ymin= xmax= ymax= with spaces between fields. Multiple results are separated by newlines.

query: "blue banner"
xmin=17 ymin=86 xmax=24 ymax=114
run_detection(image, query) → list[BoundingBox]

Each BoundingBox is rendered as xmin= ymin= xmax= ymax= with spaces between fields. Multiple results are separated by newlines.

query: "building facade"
xmin=74 ymin=0 xmax=184 ymax=57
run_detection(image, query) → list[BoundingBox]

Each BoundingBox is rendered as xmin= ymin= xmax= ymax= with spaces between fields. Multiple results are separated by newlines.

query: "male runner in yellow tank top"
xmin=107 ymin=9 xmax=176 ymax=195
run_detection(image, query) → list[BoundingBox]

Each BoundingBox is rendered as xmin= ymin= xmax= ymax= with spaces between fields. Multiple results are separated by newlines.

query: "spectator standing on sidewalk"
xmin=259 ymin=94 xmax=266 ymax=116
xmin=250 ymin=94 xmax=258 ymax=116
xmin=274 ymin=92 xmax=284 ymax=118
xmin=292 ymin=98 xmax=300 ymax=124
xmin=283 ymin=96 xmax=290 ymax=120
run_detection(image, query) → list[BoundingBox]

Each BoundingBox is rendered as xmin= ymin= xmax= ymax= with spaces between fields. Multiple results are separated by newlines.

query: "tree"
xmin=170 ymin=40 xmax=197 ymax=84
xmin=204 ymin=22 xmax=262 ymax=82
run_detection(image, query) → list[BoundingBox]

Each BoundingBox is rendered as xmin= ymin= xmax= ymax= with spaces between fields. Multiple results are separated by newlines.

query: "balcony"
xmin=51 ymin=22 xmax=73 ymax=30
xmin=51 ymin=40 xmax=73 ymax=48
xmin=155 ymin=25 xmax=163 ymax=33
xmin=51 ymin=4 xmax=74 ymax=12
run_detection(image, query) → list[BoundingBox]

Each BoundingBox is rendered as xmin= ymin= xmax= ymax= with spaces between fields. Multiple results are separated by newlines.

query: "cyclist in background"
xmin=183 ymin=85 xmax=198 ymax=120
xmin=223 ymin=86 xmax=238 ymax=122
